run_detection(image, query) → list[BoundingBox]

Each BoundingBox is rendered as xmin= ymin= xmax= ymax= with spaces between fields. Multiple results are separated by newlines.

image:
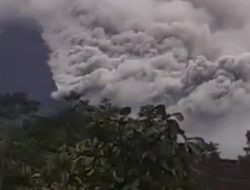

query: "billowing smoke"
xmin=1 ymin=0 xmax=250 ymax=158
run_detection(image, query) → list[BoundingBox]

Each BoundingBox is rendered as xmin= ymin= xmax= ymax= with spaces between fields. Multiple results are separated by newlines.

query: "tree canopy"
xmin=0 ymin=94 xmax=217 ymax=190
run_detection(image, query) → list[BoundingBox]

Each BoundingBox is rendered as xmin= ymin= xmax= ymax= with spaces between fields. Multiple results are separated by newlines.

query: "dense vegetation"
xmin=0 ymin=93 xmax=219 ymax=190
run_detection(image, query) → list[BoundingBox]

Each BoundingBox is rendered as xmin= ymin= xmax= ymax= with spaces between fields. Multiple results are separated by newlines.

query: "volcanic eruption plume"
xmin=2 ymin=0 xmax=250 ymax=157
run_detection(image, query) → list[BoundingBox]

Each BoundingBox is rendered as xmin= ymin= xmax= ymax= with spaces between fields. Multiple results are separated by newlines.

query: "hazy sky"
xmin=0 ymin=18 xmax=58 ymax=112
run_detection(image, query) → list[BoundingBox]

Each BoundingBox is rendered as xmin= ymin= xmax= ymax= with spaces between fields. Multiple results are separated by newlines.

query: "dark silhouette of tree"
xmin=238 ymin=130 xmax=250 ymax=179
xmin=0 ymin=94 xmax=213 ymax=190
xmin=0 ymin=93 xmax=39 ymax=121
xmin=243 ymin=131 xmax=250 ymax=156
xmin=0 ymin=93 xmax=39 ymax=190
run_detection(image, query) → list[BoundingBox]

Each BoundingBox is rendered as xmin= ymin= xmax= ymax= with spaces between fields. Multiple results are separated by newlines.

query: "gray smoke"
xmin=1 ymin=0 xmax=250 ymax=158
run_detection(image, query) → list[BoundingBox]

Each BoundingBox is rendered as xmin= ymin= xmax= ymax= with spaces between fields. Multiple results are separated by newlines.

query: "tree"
xmin=0 ymin=93 xmax=39 ymax=121
xmin=238 ymin=130 xmax=250 ymax=179
xmin=243 ymin=131 xmax=250 ymax=156
xmin=23 ymin=103 xmax=211 ymax=189
xmin=1 ymin=96 xmax=213 ymax=189
xmin=0 ymin=93 xmax=40 ymax=190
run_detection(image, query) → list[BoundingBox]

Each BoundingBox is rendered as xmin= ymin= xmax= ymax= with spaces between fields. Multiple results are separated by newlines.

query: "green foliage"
xmin=243 ymin=130 xmax=250 ymax=156
xmin=238 ymin=131 xmax=250 ymax=173
xmin=0 ymin=93 xmax=39 ymax=121
xmin=0 ymin=95 xmax=213 ymax=190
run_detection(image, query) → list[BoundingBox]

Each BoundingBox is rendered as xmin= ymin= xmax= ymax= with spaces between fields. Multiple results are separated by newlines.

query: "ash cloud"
xmin=1 ymin=0 xmax=250 ymax=158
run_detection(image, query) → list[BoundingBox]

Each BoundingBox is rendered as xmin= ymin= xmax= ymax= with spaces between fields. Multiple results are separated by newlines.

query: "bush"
xmin=1 ymin=97 xmax=211 ymax=190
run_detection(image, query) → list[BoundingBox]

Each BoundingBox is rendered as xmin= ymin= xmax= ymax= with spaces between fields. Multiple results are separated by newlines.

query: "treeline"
xmin=0 ymin=93 xmax=248 ymax=190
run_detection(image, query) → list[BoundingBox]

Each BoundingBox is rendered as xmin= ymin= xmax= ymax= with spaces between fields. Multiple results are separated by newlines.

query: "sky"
xmin=1 ymin=0 xmax=250 ymax=158
xmin=0 ymin=18 xmax=59 ymax=112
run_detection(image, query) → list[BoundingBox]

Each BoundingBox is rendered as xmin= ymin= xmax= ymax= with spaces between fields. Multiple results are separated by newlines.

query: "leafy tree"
xmin=0 ymin=93 xmax=40 ymax=190
xmin=0 ymin=93 xmax=39 ymax=121
xmin=238 ymin=130 xmax=250 ymax=177
xmin=243 ymin=131 xmax=250 ymax=156
xmin=1 ymin=95 xmax=212 ymax=190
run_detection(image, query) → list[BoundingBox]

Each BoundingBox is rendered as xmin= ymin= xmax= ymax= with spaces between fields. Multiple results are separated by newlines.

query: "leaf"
xmin=119 ymin=107 xmax=131 ymax=116
xmin=122 ymin=179 xmax=139 ymax=190
xmin=86 ymin=169 xmax=95 ymax=176
xmin=75 ymin=176 xmax=84 ymax=185
xmin=167 ymin=119 xmax=184 ymax=138
xmin=138 ymin=105 xmax=154 ymax=117
xmin=61 ymin=172 xmax=70 ymax=183
xmin=154 ymin=104 xmax=166 ymax=116
xmin=31 ymin=173 xmax=41 ymax=178
xmin=187 ymin=142 xmax=202 ymax=156
xmin=187 ymin=137 xmax=207 ymax=149
xmin=170 ymin=113 xmax=184 ymax=122
xmin=113 ymin=171 xmax=125 ymax=183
